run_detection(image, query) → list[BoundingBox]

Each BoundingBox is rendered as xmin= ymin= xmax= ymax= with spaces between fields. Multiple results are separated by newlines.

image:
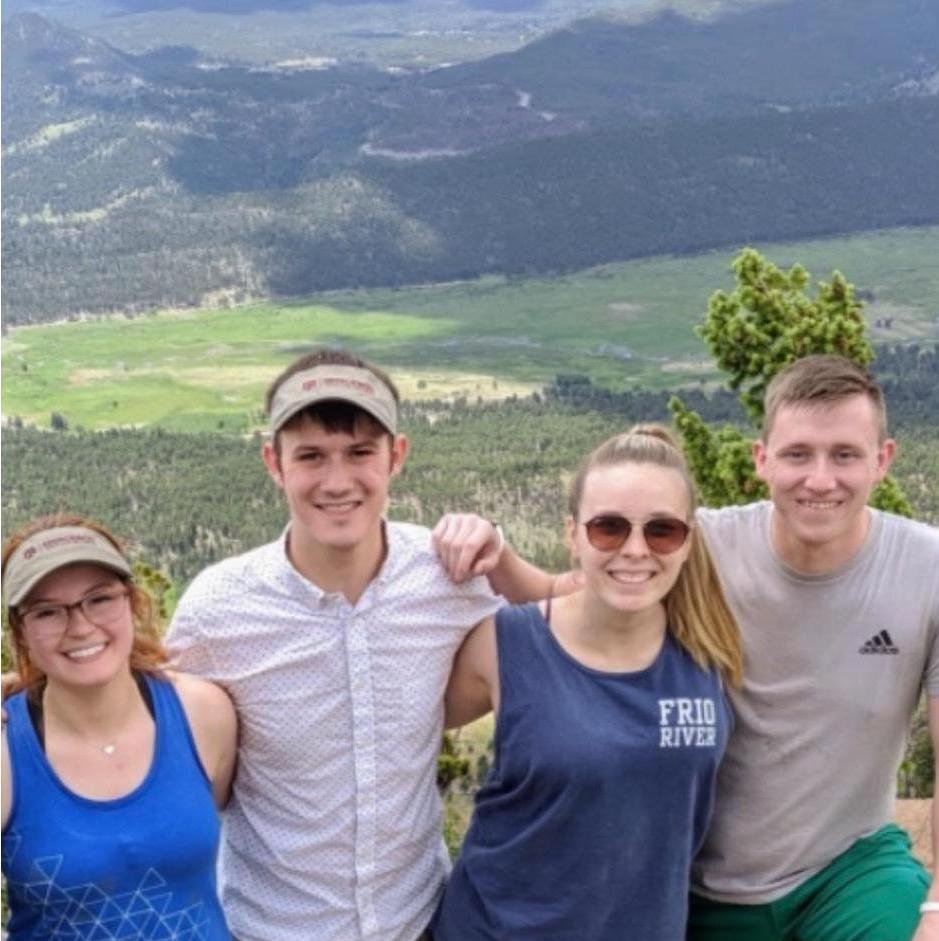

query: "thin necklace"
xmin=40 ymin=693 xmax=135 ymax=756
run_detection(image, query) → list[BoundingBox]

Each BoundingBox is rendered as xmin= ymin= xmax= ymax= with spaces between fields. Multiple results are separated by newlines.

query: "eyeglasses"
xmin=20 ymin=588 xmax=130 ymax=638
xmin=583 ymin=515 xmax=691 ymax=555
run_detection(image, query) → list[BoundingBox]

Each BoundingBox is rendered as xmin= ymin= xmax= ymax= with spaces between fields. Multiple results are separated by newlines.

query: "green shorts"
xmin=688 ymin=824 xmax=930 ymax=941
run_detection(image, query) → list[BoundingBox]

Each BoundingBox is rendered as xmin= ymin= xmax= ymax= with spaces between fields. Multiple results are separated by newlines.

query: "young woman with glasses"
xmin=1 ymin=514 xmax=237 ymax=941
xmin=432 ymin=425 xmax=744 ymax=941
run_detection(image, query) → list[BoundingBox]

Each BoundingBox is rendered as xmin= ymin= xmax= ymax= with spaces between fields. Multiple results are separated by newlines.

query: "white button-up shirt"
xmin=167 ymin=523 xmax=501 ymax=941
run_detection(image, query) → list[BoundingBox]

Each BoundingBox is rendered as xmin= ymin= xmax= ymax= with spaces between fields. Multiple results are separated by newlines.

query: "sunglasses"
xmin=583 ymin=514 xmax=691 ymax=555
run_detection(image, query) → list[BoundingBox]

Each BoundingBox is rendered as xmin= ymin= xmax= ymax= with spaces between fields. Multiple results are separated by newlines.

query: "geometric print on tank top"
xmin=2 ymin=835 xmax=212 ymax=941
xmin=1 ymin=676 xmax=228 ymax=941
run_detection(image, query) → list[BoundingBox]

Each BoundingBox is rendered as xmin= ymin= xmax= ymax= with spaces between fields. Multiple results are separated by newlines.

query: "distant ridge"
xmin=2 ymin=0 xmax=937 ymax=322
xmin=421 ymin=0 xmax=939 ymax=123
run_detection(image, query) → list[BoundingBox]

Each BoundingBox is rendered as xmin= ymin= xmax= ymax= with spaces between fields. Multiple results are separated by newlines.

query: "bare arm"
xmin=488 ymin=545 xmax=585 ymax=603
xmin=445 ymin=617 xmax=499 ymax=729
xmin=2 ymin=727 xmax=12 ymax=828
xmin=172 ymin=672 xmax=239 ymax=808
xmin=912 ymin=697 xmax=939 ymax=941
xmin=433 ymin=513 xmax=582 ymax=603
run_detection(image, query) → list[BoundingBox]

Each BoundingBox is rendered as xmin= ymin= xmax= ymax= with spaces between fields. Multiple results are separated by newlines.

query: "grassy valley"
xmin=4 ymin=226 xmax=938 ymax=432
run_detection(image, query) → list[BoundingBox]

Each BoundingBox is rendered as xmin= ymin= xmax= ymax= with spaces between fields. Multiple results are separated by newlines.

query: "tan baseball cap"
xmin=268 ymin=364 xmax=398 ymax=435
xmin=4 ymin=526 xmax=132 ymax=607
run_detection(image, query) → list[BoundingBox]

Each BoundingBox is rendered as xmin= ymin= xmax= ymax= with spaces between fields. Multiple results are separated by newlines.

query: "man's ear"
xmin=752 ymin=439 xmax=768 ymax=481
xmin=262 ymin=439 xmax=285 ymax=489
xmin=389 ymin=434 xmax=410 ymax=477
xmin=876 ymin=438 xmax=897 ymax=481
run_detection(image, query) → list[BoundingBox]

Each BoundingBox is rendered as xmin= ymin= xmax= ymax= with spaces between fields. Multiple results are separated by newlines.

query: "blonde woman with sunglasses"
xmin=431 ymin=425 xmax=743 ymax=941
xmin=1 ymin=514 xmax=237 ymax=941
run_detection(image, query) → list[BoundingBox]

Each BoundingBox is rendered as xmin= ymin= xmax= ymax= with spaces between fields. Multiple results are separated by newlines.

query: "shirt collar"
xmin=274 ymin=519 xmax=402 ymax=601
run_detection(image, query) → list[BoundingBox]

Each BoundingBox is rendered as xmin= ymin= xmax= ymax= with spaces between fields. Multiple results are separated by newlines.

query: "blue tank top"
xmin=433 ymin=603 xmax=732 ymax=941
xmin=2 ymin=674 xmax=230 ymax=941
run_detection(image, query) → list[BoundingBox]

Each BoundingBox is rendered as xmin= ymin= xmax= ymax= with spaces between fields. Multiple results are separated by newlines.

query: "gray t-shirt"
xmin=692 ymin=501 xmax=939 ymax=903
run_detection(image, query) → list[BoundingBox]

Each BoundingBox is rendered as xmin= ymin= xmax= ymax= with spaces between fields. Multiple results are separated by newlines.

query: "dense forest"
xmin=550 ymin=343 xmax=939 ymax=428
xmin=5 ymin=95 xmax=936 ymax=323
xmin=1 ymin=401 xmax=624 ymax=587
xmin=4 ymin=350 xmax=938 ymax=591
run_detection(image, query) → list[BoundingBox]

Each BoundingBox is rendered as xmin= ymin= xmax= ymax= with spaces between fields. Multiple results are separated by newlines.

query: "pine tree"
xmin=669 ymin=248 xmax=912 ymax=515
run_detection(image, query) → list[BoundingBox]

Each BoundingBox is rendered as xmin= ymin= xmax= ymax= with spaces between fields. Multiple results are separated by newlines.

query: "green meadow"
xmin=4 ymin=226 xmax=937 ymax=433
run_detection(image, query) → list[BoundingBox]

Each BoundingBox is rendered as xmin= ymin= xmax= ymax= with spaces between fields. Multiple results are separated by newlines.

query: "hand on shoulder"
xmin=432 ymin=514 xmax=504 ymax=584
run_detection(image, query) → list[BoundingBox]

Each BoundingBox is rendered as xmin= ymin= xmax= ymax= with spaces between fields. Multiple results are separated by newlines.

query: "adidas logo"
xmin=859 ymin=630 xmax=899 ymax=655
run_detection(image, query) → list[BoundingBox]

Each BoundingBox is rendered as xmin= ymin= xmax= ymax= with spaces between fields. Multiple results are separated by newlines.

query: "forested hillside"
xmin=4 ymin=352 xmax=937 ymax=592
xmin=4 ymin=0 xmax=937 ymax=322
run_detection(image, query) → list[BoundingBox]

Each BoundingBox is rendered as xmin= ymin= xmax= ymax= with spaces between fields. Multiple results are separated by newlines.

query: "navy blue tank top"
xmin=2 ymin=674 xmax=230 ymax=941
xmin=433 ymin=603 xmax=732 ymax=941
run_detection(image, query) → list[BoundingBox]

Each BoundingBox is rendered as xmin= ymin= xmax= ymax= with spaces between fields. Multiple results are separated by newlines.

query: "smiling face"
xmin=753 ymin=394 xmax=895 ymax=570
xmin=263 ymin=412 xmax=409 ymax=559
xmin=567 ymin=462 xmax=692 ymax=617
xmin=18 ymin=563 xmax=134 ymax=690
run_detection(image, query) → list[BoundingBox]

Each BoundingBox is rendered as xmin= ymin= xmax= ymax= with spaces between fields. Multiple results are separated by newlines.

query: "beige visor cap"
xmin=269 ymin=365 xmax=398 ymax=435
xmin=4 ymin=526 xmax=132 ymax=607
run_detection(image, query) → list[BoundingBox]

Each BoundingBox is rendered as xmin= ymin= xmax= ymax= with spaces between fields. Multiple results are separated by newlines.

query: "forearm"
xmin=911 ymin=795 xmax=939 ymax=938
xmin=432 ymin=513 xmax=580 ymax=600
xmin=912 ymin=756 xmax=939 ymax=939
xmin=930 ymin=790 xmax=939 ymax=895
xmin=487 ymin=545 xmax=556 ymax=603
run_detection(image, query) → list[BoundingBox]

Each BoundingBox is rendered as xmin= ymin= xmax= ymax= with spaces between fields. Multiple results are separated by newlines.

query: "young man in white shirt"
xmin=168 ymin=348 xmax=501 ymax=941
xmin=437 ymin=355 xmax=939 ymax=941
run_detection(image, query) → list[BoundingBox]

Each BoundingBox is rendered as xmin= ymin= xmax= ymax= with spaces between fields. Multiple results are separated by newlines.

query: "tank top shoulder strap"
xmin=4 ymin=692 xmax=40 ymax=772
xmin=494 ymin=603 xmax=557 ymax=702
xmin=4 ymin=691 xmax=29 ymax=740
xmin=3 ymin=692 xmax=52 ymax=834
xmin=495 ymin=602 xmax=547 ymax=653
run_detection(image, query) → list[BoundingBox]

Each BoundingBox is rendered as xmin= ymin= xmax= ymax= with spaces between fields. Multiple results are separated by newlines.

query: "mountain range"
xmin=3 ymin=0 xmax=937 ymax=322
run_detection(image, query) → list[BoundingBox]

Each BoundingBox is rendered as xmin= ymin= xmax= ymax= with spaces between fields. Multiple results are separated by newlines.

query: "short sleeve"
xmin=447 ymin=570 xmax=503 ymax=628
xmin=165 ymin=576 xmax=219 ymax=681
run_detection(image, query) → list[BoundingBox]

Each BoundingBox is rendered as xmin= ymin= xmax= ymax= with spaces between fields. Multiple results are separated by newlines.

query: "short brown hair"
xmin=265 ymin=347 xmax=401 ymax=447
xmin=761 ymin=355 xmax=887 ymax=441
xmin=568 ymin=424 xmax=743 ymax=686
xmin=2 ymin=514 xmax=168 ymax=699
xmin=762 ymin=355 xmax=887 ymax=441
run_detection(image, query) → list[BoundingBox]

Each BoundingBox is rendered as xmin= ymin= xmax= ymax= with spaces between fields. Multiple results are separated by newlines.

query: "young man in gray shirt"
xmin=436 ymin=355 xmax=939 ymax=941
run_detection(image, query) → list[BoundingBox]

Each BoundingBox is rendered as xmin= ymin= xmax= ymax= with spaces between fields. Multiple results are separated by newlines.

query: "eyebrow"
xmin=589 ymin=509 xmax=688 ymax=520
xmin=25 ymin=579 xmax=121 ymax=606
xmin=778 ymin=441 xmax=864 ymax=450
